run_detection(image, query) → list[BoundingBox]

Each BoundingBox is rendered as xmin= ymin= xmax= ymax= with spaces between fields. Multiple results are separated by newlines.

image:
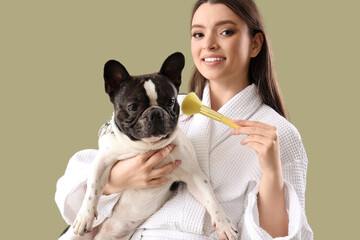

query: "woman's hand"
xmin=102 ymin=144 xmax=181 ymax=195
xmin=231 ymin=119 xmax=281 ymax=174
xmin=231 ymin=119 xmax=288 ymax=237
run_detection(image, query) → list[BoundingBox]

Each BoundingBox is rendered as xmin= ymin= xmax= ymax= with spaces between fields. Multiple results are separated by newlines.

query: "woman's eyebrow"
xmin=191 ymin=20 xmax=237 ymax=29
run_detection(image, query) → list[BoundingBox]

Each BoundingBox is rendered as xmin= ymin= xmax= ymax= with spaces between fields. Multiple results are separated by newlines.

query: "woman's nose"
xmin=203 ymin=34 xmax=218 ymax=50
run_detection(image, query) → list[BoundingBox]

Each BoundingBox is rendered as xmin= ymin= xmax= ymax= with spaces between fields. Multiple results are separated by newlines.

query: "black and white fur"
xmin=60 ymin=52 xmax=237 ymax=240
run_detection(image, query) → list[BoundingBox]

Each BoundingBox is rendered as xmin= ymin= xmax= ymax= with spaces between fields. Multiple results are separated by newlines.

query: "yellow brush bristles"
xmin=181 ymin=92 xmax=202 ymax=115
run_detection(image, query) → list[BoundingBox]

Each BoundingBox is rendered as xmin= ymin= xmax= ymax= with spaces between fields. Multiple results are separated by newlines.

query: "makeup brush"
xmin=181 ymin=92 xmax=240 ymax=129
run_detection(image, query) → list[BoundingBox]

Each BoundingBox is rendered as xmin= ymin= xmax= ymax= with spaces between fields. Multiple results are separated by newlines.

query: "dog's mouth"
xmin=114 ymin=107 xmax=177 ymax=142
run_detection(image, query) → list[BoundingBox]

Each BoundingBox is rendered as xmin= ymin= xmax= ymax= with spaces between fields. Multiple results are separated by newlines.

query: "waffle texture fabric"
xmin=55 ymin=83 xmax=313 ymax=239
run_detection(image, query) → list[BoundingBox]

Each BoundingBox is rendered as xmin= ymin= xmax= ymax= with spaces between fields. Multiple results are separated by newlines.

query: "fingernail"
xmin=234 ymin=120 xmax=244 ymax=125
xmin=175 ymin=160 xmax=182 ymax=166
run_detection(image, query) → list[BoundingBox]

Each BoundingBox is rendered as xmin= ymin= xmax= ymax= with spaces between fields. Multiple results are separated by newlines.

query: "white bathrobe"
xmin=55 ymin=83 xmax=313 ymax=239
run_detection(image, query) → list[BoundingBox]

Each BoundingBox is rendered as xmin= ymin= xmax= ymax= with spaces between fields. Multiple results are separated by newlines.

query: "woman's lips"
xmin=202 ymin=57 xmax=226 ymax=66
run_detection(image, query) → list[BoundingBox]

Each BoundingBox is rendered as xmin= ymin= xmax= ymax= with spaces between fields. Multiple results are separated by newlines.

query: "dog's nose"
xmin=149 ymin=109 xmax=164 ymax=122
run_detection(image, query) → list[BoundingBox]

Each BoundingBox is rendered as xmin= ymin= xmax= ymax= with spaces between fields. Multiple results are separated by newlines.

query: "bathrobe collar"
xmin=186 ymin=82 xmax=263 ymax=176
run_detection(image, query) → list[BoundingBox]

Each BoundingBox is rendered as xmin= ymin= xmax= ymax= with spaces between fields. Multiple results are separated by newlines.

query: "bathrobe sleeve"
xmin=240 ymin=119 xmax=313 ymax=239
xmin=55 ymin=149 xmax=121 ymax=227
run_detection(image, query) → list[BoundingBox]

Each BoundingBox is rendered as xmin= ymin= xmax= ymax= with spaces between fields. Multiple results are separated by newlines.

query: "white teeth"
xmin=204 ymin=57 xmax=225 ymax=62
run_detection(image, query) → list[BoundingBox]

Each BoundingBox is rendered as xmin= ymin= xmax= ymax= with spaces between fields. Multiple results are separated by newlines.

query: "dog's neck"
xmin=110 ymin=113 xmax=178 ymax=153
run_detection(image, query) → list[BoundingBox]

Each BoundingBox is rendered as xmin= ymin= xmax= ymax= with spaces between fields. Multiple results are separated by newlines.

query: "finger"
xmin=145 ymin=145 xmax=174 ymax=167
xmin=150 ymin=160 xmax=181 ymax=179
xmin=146 ymin=177 xmax=169 ymax=187
xmin=246 ymin=141 xmax=263 ymax=155
xmin=137 ymin=149 xmax=159 ymax=163
xmin=241 ymin=135 xmax=268 ymax=146
xmin=242 ymin=134 xmax=278 ymax=152
xmin=233 ymin=119 xmax=276 ymax=130
xmin=136 ymin=144 xmax=173 ymax=164
xmin=231 ymin=126 xmax=274 ymax=138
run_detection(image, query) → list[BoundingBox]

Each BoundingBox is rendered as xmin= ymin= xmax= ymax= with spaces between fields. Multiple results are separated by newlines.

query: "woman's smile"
xmin=202 ymin=56 xmax=227 ymax=66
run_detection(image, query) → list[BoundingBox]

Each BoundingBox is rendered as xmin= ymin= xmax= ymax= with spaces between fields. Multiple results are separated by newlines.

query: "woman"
xmin=56 ymin=0 xmax=313 ymax=239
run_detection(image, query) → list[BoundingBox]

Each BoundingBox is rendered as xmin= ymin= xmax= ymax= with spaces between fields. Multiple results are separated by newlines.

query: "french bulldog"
xmin=60 ymin=52 xmax=238 ymax=240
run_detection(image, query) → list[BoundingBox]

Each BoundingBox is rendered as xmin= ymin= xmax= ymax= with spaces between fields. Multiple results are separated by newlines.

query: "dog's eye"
xmin=128 ymin=103 xmax=139 ymax=112
xmin=167 ymin=97 xmax=175 ymax=107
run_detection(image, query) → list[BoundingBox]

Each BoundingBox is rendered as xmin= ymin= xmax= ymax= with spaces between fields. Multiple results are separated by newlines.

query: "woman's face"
xmin=191 ymin=3 xmax=256 ymax=85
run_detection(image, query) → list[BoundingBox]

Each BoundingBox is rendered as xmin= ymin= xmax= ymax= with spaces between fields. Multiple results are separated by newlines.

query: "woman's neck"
xmin=209 ymin=80 xmax=249 ymax=111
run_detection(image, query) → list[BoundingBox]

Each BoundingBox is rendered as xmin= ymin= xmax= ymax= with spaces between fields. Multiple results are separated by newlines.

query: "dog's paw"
xmin=72 ymin=207 xmax=98 ymax=236
xmin=212 ymin=217 xmax=238 ymax=240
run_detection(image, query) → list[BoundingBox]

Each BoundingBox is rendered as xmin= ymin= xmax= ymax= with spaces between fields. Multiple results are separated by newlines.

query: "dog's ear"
xmin=159 ymin=52 xmax=185 ymax=92
xmin=103 ymin=60 xmax=130 ymax=100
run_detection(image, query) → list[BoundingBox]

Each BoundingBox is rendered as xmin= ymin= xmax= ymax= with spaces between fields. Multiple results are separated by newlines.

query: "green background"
xmin=1 ymin=0 xmax=359 ymax=239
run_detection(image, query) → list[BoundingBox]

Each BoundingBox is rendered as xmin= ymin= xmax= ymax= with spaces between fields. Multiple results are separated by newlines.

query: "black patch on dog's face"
xmin=112 ymin=75 xmax=179 ymax=141
xmin=103 ymin=52 xmax=185 ymax=141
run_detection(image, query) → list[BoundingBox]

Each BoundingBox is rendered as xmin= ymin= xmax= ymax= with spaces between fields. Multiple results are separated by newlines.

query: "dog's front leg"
xmin=185 ymin=171 xmax=238 ymax=240
xmin=72 ymin=151 xmax=117 ymax=236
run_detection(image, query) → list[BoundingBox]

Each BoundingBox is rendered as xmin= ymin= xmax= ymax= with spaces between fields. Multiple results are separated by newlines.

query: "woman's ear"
xmin=250 ymin=32 xmax=264 ymax=58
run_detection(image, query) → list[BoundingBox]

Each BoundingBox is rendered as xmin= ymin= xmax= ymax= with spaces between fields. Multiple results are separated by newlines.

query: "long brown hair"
xmin=189 ymin=0 xmax=287 ymax=119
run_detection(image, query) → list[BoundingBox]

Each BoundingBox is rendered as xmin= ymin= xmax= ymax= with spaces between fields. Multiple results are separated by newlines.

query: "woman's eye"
xmin=192 ymin=32 xmax=204 ymax=38
xmin=128 ymin=103 xmax=139 ymax=112
xmin=221 ymin=30 xmax=234 ymax=36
